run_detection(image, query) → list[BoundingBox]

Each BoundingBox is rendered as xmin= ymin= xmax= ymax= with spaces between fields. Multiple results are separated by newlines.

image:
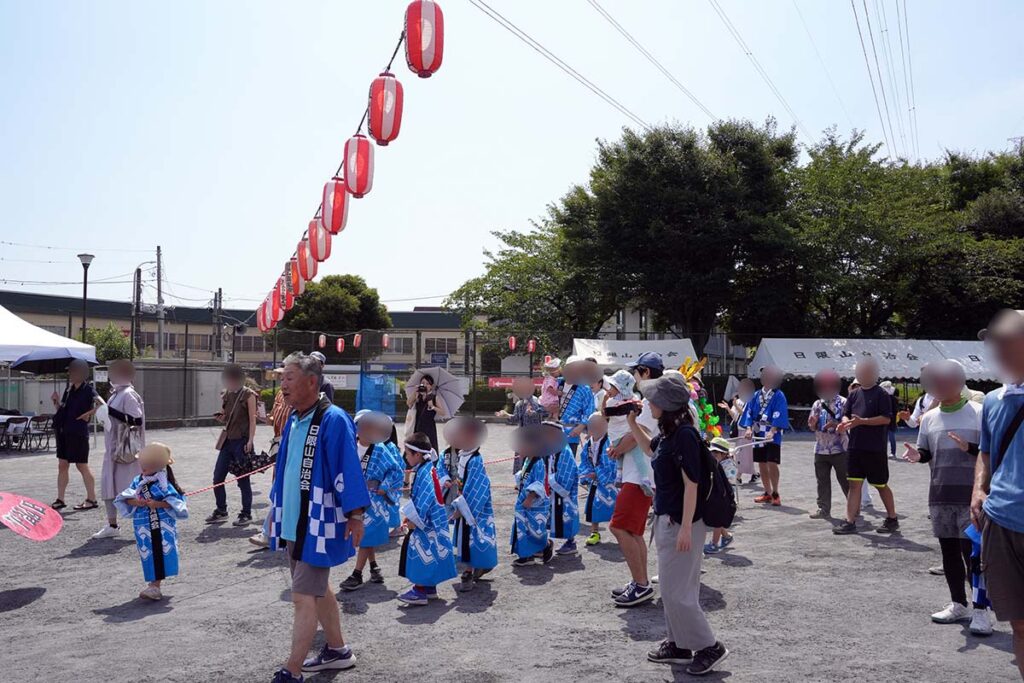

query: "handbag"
xmin=108 ymin=398 xmax=144 ymax=464
xmin=215 ymin=388 xmax=247 ymax=451
xmin=227 ymin=447 xmax=276 ymax=477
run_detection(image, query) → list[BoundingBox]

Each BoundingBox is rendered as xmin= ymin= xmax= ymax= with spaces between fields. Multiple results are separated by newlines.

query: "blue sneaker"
xmin=719 ymin=535 xmax=734 ymax=549
xmin=272 ymin=668 xmax=303 ymax=683
xmin=556 ymin=539 xmax=578 ymax=555
xmin=397 ymin=586 xmax=428 ymax=606
xmin=302 ymin=644 xmax=355 ymax=673
xmin=422 ymin=586 xmax=441 ymax=600
xmin=703 ymin=542 xmax=720 ymax=554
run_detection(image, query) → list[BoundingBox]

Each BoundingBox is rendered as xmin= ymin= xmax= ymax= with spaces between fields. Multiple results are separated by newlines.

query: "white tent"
xmin=572 ymin=338 xmax=697 ymax=369
xmin=749 ymin=337 xmax=998 ymax=381
xmin=929 ymin=340 xmax=999 ymax=382
xmin=0 ymin=305 xmax=96 ymax=363
xmin=749 ymin=338 xmax=946 ymax=379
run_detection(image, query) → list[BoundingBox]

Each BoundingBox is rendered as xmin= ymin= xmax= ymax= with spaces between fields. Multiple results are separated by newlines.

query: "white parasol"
xmin=405 ymin=366 xmax=469 ymax=417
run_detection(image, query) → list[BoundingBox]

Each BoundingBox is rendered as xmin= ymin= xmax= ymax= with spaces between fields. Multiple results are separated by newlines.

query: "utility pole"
xmin=211 ymin=288 xmax=225 ymax=362
xmin=156 ymin=245 xmax=165 ymax=358
xmin=130 ymin=267 xmax=142 ymax=360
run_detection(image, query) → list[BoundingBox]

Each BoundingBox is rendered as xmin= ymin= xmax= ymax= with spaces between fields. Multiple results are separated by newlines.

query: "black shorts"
xmin=55 ymin=432 xmax=90 ymax=464
xmin=753 ymin=442 xmax=781 ymax=464
xmin=847 ymin=449 xmax=889 ymax=487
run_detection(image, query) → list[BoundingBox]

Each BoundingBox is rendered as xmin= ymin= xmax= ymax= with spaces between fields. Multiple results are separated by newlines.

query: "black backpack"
xmin=678 ymin=425 xmax=737 ymax=529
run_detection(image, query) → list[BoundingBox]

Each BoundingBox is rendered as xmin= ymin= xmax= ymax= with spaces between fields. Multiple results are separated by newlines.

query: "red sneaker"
xmin=753 ymin=493 xmax=772 ymax=504
xmin=771 ymin=494 xmax=781 ymax=506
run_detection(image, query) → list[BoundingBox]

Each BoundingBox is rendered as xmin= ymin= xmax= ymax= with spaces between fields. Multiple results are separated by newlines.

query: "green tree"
xmin=277 ymin=275 xmax=391 ymax=360
xmin=84 ymin=323 xmax=134 ymax=363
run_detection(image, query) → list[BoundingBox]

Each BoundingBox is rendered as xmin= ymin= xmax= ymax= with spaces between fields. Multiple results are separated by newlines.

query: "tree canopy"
xmin=85 ymin=323 xmax=134 ymax=364
xmin=448 ymin=121 xmax=1024 ymax=347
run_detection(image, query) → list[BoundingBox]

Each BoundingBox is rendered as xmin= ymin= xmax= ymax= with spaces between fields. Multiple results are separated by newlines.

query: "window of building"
xmin=40 ymin=325 xmax=69 ymax=336
xmin=384 ymin=336 xmax=414 ymax=355
xmin=424 ymin=337 xmax=458 ymax=355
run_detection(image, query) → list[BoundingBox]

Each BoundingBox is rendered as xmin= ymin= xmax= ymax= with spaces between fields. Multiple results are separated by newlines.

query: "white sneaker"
xmin=969 ymin=608 xmax=994 ymax=636
xmin=931 ymin=602 xmax=971 ymax=624
xmin=92 ymin=525 xmax=120 ymax=539
xmin=651 ymin=575 xmax=659 ymax=584
xmin=248 ymin=532 xmax=269 ymax=548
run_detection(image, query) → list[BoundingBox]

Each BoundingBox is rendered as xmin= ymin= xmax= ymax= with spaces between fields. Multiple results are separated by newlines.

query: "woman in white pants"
xmin=627 ymin=373 xmax=730 ymax=677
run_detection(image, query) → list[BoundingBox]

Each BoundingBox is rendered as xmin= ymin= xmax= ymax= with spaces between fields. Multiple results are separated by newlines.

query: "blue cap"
xmin=627 ymin=352 xmax=664 ymax=372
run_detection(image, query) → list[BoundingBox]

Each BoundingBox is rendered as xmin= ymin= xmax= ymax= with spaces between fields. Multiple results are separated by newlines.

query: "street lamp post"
xmin=77 ymin=253 xmax=94 ymax=341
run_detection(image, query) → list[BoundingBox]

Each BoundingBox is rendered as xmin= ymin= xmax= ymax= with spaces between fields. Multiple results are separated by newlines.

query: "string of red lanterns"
xmin=256 ymin=1 xmax=445 ymax=334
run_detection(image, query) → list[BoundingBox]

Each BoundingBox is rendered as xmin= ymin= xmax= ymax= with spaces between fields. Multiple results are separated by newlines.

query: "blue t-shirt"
xmin=980 ymin=388 xmax=1024 ymax=533
xmin=281 ymin=410 xmax=314 ymax=542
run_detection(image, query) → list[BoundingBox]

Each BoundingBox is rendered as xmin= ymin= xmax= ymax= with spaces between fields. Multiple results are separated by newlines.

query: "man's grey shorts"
xmin=289 ymin=556 xmax=331 ymax=598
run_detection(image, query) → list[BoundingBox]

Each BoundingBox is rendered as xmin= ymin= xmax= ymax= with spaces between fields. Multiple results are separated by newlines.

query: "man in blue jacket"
xmin=269 ymin=352 xmax=370 ymax=683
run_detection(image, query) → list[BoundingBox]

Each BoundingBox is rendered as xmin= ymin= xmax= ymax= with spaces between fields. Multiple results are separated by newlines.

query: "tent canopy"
xmin=0 ymin=305 xmax=96 ymax=364
xmin=572 ymin=338 xmax=697 ymax=369
xmin=749 ymin=337 xmax=997 ymax=381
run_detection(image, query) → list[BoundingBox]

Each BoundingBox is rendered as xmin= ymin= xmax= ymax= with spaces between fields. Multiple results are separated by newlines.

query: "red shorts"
xmin=610 ymin=482 xmax=653 ymax=537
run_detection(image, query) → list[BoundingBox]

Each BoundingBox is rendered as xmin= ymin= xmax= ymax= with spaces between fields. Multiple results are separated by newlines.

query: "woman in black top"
xmin=406 ymin=375 xmax=448 ymax=451
xmin=627 ymin=373 xmax=729 ymax=676
xmin=51 ymin=359 xmax=104 ymax=510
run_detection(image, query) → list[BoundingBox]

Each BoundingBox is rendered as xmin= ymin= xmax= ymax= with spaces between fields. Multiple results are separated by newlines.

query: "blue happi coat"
xmin=511 ymin=456 xmax=550 ymax=558
xmin=549 ymin=445 xmax=579 ymax=539
xmin=436 ymin=447 xmax=459 ymax=521
xmin=115 ymin=472 xmax=189 ymax=583
xmin=383 ymin=441 xmax=406 ymax=529
xmin=268 ymin=402 xmax=372 ymax=568
xmin=559 ymin=384 xmax=595 ymax=445
xmin=739 ymin=388 xmax=789 ymax=447
xmin=579 ymin=435 xmax=617 ymax=524
xmin=452 ymin=451 xmax=498 ymax=570
xmin=359 ymin=442 xmax=403 ymax=549
xmin=399 ymin=460 xmax=457 ymax=587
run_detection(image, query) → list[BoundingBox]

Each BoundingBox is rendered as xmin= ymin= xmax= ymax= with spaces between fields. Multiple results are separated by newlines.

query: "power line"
xmin=850 ymin=0 xmax=894 ymax=156
xmin=0 ymin=278 xmax=135 ymax=286
xmin=893 ymin=0 xmax=915 ymax=159
xmin=585 ymin=0 xmax=716 ymax=121
xmin=875 ymin=0 xmax=908 ymax=156
xmin=466 ymin=0 xmax=652 ymax=131
xmin=706 ymin=0 xmax=814 ymax=142
xmin=899 ymin=0 xmax=921 ymax=160
xmin=860 ymin=0 xmax=900 ymax=157
xmin=0 ymin=240 xmax=151 ymax=253
xmin=790 ymin=0 xmax=855 ymax=130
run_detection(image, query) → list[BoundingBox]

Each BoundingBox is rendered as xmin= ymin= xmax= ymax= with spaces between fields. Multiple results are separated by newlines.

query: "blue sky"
xmin=1 ymin=1 xmax=1022 ymax=320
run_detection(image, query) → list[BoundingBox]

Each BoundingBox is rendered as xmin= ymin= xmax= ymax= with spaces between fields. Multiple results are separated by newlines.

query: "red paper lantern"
xmin=320 ymin=177 xmax=349 ymax=234
xmin=382 ymin=333 xmax=390 ymax=349
xmin=405 ymin=1 xmax=444 ymax=78
xmin=256 ymin=302 xmax=267 ymax=333
xmin=308 ymin=219 xmax=332 ymax=262
xmin=344 ymin=135 xmax=374 ymax=198
xmin=353 ymin=333 xmax=362 ymax=349
xmin=508 ymin=335 xmax=517 ymax=351
xmin=289 ymin=257 xmax=305 ymax=297
xmin=527 ymin=338 xmax=537 ymax=353
xmin=270 ymin=285 xmax=283 ymax=322
xmin=297 ymin=238 xmax=318 ymax=281
xmin=544 ymin=355 xmax=552 ymax=364
xmin=265 ymin=296 xmax=277 ymax=330
xmin=318 ymin=334 xmax=327 ymax=349
xmin=368 ymin=71 xmax=404 ymax=146
xmin=336 ymin=338 xmax=345 ymax=354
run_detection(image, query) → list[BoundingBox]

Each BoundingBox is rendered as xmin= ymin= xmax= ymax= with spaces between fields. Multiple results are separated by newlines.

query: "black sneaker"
xmin=832 ymin=521 xmax=858 ymax=535
xmin=205 ymin=509 xmax=229 ymax=524
xmin=369 ymin=566 xmax=384 ymax=584
xmin=340 ymin=571 xmax=363 ymax=591
xmin=456 ymin=570 xmax=476 ymax=592
xmin=301 ymin=644 xmax=356 ymax=672
xmin=541 ymin=540 xmax=554 ymax=564
xmin=614 ymin=582 xmax=654 ymax=607
xmin=611 ymin=581 xmax=634 ymax=599
xmin=233 ymin=513 xmax=253 ymax=527
xmin=647 ymin=640 xmax=693 ymax=664
xmin=686 ymin=641 xmax=729 ymax=676
xmin=511 ymin=556 xmax=535 ymax=567
xmin=876 ymin=517 xmax=900 ymax=534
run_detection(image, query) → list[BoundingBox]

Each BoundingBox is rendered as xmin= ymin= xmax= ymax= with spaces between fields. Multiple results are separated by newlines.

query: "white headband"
xmin=405 ymin=443 xmax=437 ymax=461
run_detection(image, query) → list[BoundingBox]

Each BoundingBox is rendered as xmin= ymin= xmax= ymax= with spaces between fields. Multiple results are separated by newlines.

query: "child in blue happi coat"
xmin=511 ymin=424 xmax=554 ymax=566
xmin=397 ymin=432 xmax=457 ymax=606
xmin=384 ymin=425 xmax=406 ymax=536
xmin=542 ymin=421 xmax=580 ymax=556
xmin=445 ymin=417 xmax=498 ymax=591
xmin=340 ymin=411 xmax=404 ymax=592
xmin=579 ymin=412 xmax=617 ymax=547
xmin=114 ymin=442 xmax=188 ymax=602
